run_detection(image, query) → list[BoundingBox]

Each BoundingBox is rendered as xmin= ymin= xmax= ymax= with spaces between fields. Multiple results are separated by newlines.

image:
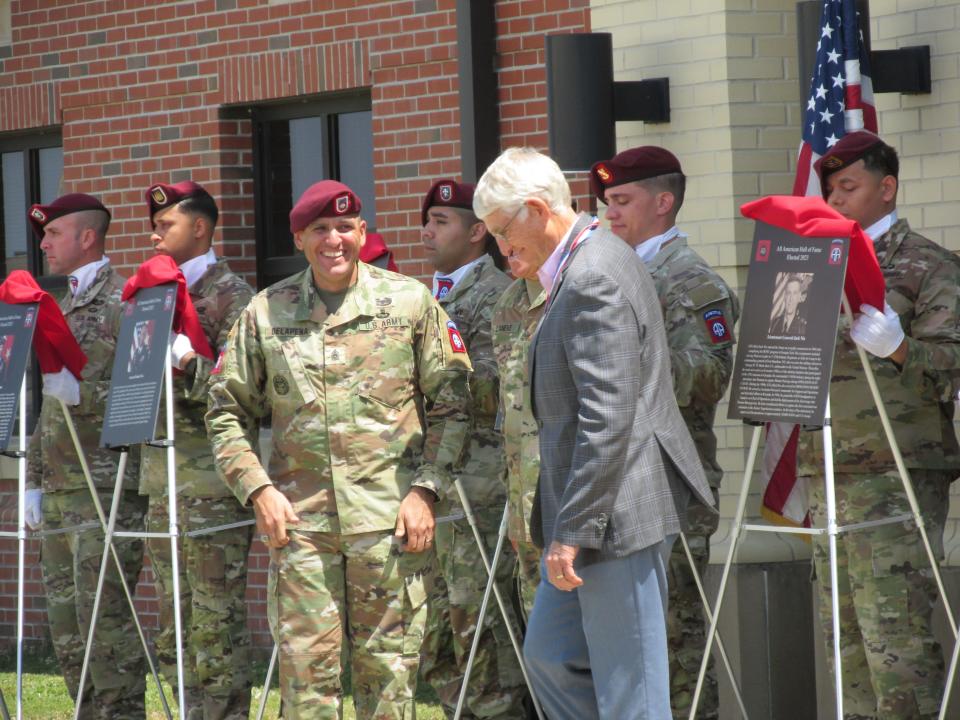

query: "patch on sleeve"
xmin=447 ymin=320 xmax=467 ymax=353
xmin=703 ymin=308 xmax=731 ymax=344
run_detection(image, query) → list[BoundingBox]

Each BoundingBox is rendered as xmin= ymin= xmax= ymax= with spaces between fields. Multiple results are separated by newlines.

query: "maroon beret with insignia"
xmin=145 ymin=180 xmax=210 ymax=223
xmin=421 ymin=179 xmax=475 ymax=226
xmin=589 ymin=146 xmax=683 ymax=201
xmin=289 ymin=180 xmax=362 ymax=233
xmin=28 ymin=193 xmax=111 ymax=239
xmin=813 ymin=131 xmax=888 ymax=197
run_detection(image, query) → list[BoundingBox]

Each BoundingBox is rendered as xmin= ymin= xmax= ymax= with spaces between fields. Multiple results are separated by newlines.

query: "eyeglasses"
xmin=490 ymin=206 xmax=523 ymax=243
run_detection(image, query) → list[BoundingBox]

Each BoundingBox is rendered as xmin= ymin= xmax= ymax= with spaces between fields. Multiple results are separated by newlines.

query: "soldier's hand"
xmin=251 ymin=485 xmax=299 ymax=548
xmin=395 ymin=487 xmax=436 ymax=553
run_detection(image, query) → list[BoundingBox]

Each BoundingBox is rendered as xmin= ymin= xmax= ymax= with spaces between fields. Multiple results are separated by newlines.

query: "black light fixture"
xmin=546 ymin=33 xmax=671 ymax=172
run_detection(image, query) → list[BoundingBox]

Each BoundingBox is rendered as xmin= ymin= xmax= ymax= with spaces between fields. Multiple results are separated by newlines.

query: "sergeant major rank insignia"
xmin=703 ymin=308 xmax=731 ymax=344
xmin=273 ymin=375 xmax=290 ymax=395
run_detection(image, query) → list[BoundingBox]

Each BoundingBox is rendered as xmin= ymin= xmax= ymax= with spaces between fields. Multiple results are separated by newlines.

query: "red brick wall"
xmin=0 ymin=0 xmax=590 ymax=649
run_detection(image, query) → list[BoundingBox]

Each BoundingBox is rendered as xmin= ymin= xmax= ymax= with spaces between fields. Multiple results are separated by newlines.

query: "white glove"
xmin=41 ymin=368 xmax=80 ymax=406
xmin=851 ymin=302 xmax=905 ymax=358
xmin=170 ymin=333 xmax=194 ymax=369
xmin=25 ymin=489 xmax=42 ymax=530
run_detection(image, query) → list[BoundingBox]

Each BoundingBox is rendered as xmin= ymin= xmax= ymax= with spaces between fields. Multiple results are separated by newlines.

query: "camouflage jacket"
xmin=140 ymin=257 xmax=254 ymax=500
xmin=491 ymin=277 xmax=546 ymax=544
xmin=28 ymin=263 xmax=140 ymax=492
xmin=205 ymin=262 xmax=473 ymax=535
xmin=798 ymin=219 xmax=960 ymax=475
xmin=438 ymin=255 xmax=511 ymax=517
xmin=646 ymin=236 xmax=740 ymax=488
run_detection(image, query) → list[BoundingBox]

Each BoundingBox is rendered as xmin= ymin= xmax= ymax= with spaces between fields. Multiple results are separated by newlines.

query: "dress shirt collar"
xmin=634 ymin=225 xmax=681 ymax=265
xmin=179 ymin=248 xmax=217 ymax=289
xmin=864 ymin=210 xmax=898 ymax=242
xmin=432 ymin=256 xmax=484 ymax=299
xmin=537 ymin=222 xmax=577 ymax=295
xmin=69 ymin=256 xmax=109 ymax=297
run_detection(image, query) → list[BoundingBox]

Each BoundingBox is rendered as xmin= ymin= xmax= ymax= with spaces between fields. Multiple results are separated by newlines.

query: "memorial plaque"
xmin=100 ymin=284 xmax=176 ymax=448
xmin=729 ymin=221 xmax=848 ymax=426
xmin=0 ymin=302 xmax=38 ymax=450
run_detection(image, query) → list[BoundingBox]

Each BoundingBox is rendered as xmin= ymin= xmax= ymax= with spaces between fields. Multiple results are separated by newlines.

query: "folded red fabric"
xmin=741 ymin=195 xmax=885 ymax=312
xmin=0 ymin=271 xmax=87 ymax=377
xmin=121 ymin=255 xmax=213 ymax=360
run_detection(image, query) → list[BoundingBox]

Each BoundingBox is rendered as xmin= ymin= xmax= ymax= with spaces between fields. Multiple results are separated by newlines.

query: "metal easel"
xmin=692 ymin=295 xmax=957 ymax=720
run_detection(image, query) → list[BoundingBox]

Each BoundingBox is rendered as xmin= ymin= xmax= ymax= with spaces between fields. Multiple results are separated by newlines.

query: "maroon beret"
xmin=28 ymin=193 xmax=111 ymax=238
xmin=289 ymin=180 xmax=362 ymax=233
xmin=146 ymin=180 xmax=209 ymax=222
xmin=421 ymin=179 xmax=475 ymax=226
xmin=814 ymin=131 xmax=889 ymax=197
xmin=589 ymin=146 xmax=683 ymax=201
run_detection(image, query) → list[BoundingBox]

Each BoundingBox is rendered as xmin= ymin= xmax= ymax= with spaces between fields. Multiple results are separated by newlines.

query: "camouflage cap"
xmin=28 ymin=193 xmax=111 ymax=238
xmin=289 ymin=180 xmax=361 ymax=233
xmin=590 ymin=146 xmax=683 ymax=201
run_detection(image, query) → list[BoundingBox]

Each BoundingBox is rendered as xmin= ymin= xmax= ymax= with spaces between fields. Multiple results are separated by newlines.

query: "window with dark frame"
xmin=227 ymin=91 xmax=374 ymax=290
xmin=0 ymin=129 xmax=64 ymax=433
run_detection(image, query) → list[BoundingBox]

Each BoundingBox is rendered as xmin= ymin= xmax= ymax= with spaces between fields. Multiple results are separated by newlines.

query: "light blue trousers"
xmin=523 ymin=537 xmax=676 ymax=720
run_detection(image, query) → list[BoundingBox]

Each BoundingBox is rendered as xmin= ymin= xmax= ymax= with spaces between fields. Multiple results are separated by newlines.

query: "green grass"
xmin=0 ymin=647 xmax=445 ymax=719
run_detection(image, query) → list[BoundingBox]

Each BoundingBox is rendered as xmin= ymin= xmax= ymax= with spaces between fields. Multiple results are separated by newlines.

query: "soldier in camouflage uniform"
xmin=417 ymin=179 xmax=528 ymax=719
xmin=590 ymin=146 xmax=740 ymax=720
xmin=139 ymin=181 xmax=254 ymax=720
xmin=491 ymin=277 xmax=545 ymax=618
xmin=800 ymin=132 xmax=960 ymax=720
xmin=26 ymin=194 xmax=147 ymax=719
xmin=205 ymin=180 xmax=473 ymax=720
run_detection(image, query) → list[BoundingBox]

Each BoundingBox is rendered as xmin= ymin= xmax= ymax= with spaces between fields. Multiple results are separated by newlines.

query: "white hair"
xmin=473 ymin=147 xmax=571 ymax=219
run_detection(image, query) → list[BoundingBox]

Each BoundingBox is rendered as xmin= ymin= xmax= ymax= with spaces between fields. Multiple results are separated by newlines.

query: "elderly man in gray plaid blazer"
xmin=475 ymin=148 xmax=715 ymax=720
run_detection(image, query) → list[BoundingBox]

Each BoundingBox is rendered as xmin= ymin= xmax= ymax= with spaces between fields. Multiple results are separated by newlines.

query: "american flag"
xmin=762 ymin=0 xmax=877 ymax=526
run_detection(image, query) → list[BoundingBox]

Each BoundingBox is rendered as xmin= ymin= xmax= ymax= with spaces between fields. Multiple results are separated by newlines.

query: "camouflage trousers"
xmin=422 ymin=509 xmax=528 ymax=719
xmin=809 ymin=469 xmax=950 ymax=720
xmin=268 ymin=529 xmax=431 ymax=720
xmin=41 ymin=488 xmax=147 ymax=720
xmin=668 ymin=489 xmax=720 ymax=720
xmin=145 ymin=495 xmax=254 ymax=720
xmin=513 ymin=539 xmax=541 ymax=620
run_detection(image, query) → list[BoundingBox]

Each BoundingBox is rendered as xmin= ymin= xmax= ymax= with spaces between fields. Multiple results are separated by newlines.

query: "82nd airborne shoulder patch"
xmin=447 ymin=320 xmax=466 ymax=353
xmin=703 ymin=308 xmax=731 ymax=344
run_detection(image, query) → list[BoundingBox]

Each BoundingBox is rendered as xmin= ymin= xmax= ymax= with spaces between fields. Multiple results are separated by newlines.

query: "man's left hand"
xmin=394 ymin=487 xmax=436 ymax=553
xmin=545 ymin=541 xmax=583 ymax=591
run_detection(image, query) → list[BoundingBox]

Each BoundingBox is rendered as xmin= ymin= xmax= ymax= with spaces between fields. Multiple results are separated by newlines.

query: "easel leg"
xmin=690 ymin=424 xmax=762 ymax=720
xmin=253 ymin=643 xmax=279 ymax=720
xmin=59 ymin=400 xmax=172 ymax=720
xmin=453 ymin=495 xmax=544 ymax=720
xmin=821 ymin=394 xmax=844 ymax=720
xmin=678 ymin=531 xmax=748 ymax=719
xmin=72 ymin=451 xmax=129 ymax=720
